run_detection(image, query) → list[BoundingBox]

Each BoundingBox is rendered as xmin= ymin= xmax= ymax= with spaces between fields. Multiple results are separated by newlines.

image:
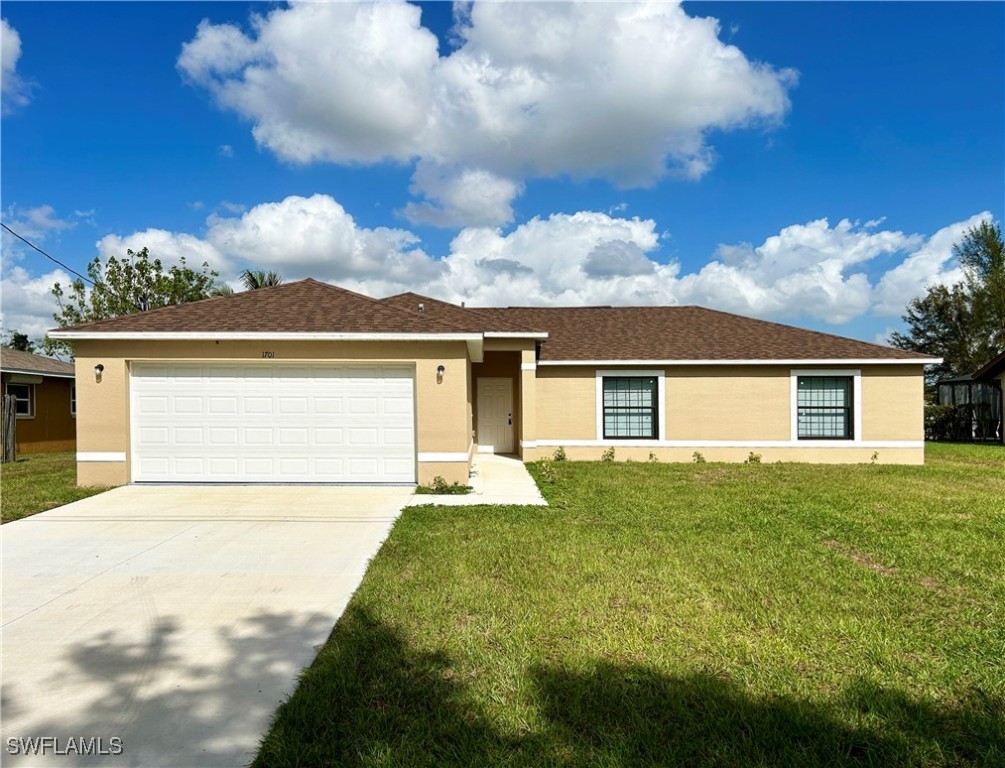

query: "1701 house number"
xmin=261 ymin=351 xmax=275 ymax=358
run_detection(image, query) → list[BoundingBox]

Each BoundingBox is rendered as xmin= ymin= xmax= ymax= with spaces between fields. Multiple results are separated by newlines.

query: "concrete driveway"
xmin=1 ymin=485 xmax=411 ymax=768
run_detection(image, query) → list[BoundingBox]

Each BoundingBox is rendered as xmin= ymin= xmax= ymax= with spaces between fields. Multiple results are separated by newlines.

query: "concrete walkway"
xmin=407 ymin=453 xmax=547 ymax=506
xmin=1 ymin=485 xmax=411 ymax=768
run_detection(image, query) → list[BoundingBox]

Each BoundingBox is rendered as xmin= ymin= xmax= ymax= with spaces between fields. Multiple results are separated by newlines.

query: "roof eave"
xmin=0 ymin=367 xmax=75 ymax=379
xmin=537 ymin=357 xmax=942 ymax=366
xmin=48 ymin=330 xmax=484 ymax=342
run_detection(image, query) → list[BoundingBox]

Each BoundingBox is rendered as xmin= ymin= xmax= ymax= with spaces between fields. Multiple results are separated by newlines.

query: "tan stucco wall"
xmin=531 ymin=363 xmax=927 ymax=464
xmin=524 ymin=446 xmax=924 ymax=465
xmin=2 ymin=373 xmax=76 ymax=453
xmin=536 ymin=366 xmax=597 ymax=439
xmin=73 ymin=339 xmax=471 ymax=486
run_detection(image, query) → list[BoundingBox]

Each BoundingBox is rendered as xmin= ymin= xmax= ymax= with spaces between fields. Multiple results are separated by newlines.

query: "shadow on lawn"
xmin=255 ymin=606 xmax=1004 ymax=767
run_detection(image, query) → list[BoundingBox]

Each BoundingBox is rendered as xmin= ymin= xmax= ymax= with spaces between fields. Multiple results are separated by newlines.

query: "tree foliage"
xmin=45 ymin=248 xmax=220 ymax=356
xmin=2 ymin=330 xmax=36 ymax=352
xmin=890 ymin=222 xmax=1005 ymax=383
xmin=240 ymin=269 xmax=283 ymax=290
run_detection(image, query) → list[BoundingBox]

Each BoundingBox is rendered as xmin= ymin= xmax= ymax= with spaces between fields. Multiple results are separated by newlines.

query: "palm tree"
xmin=210 ymin=283 xmax=234 ymax=297
xmin=241 ymin=269 xmax=283 ymax=290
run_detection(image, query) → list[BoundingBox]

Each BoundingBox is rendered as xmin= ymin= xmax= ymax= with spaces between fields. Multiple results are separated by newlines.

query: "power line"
xmin=1 ymin=222 xmax=96 ymax=287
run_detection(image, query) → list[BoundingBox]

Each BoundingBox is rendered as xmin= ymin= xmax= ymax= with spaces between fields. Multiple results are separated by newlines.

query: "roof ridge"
xmin=381 ymin=291 xmax=541 ymax=334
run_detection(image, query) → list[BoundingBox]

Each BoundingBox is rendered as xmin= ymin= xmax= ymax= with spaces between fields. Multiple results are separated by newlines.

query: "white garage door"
xmin=130 ymin=363 xmax=416 ymax=483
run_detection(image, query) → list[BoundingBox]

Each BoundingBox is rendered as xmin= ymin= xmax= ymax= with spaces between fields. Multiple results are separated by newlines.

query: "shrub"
xmin=924 ymin=404 xmax=958 ymax=441
xmin=601 ymin=447 xmax=616 ymax=462
xmin=414 ymin=476 xmax=473 ymax=495
xmin=744 ymin=452 xmax=762 ymax=464
xmin=692 ymin=451 xmax=706 ymax=464
xmin=538 ymin=461 xmax=557 ymax=483
xmin=552 ymin=446 xmax=567 ymax=462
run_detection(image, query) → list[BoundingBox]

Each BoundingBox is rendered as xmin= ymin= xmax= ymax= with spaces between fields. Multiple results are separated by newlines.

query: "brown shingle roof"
xmin=380 ymin=292 xmax=539 ymax=334
xmin=49 ymin=276 xmax=936 ymax=362
xmin=480 ymin=305 xmax=932 ymax=362
xmin=0 ymin=347 xmax=75 ymax=376
xmin=52 ymin=279 xmax=470 ymax=335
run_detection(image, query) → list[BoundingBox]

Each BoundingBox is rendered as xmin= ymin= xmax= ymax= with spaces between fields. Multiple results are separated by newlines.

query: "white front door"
xmin=130 ymin=362 xmax=416 ymax=483
xmin=477 ymin=377 xmax=514 ymax=454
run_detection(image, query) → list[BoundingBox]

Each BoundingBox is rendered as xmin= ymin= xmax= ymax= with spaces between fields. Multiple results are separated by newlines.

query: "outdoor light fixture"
xmin=94 ymin=363 xmax=104 ymax=383
xmin=436 ymin=364 xmax=445 ymax=383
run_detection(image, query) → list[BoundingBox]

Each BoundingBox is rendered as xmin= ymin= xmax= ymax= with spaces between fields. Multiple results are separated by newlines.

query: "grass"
xmin=257 ymin=442 xmax=1005 ymax=767
xmin=1 ymin=451 xmax=109 ymax=523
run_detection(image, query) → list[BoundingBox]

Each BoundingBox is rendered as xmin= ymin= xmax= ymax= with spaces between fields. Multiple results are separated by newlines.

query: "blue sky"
xmin=2 ymin=1 xmax=1002 ymax=344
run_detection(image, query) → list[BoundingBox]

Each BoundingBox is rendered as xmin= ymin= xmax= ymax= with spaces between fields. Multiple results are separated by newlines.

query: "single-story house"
xmin=1 ymin=346 xmax=77 ymax=454
xmin=49 ymin=279 xmax=938 ymax=487
xmin=973 ymin=350 xmax=1005 ymax=444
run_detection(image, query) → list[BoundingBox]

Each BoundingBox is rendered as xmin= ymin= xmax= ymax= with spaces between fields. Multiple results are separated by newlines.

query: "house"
xmin=49 ymin=279 xmax=938 ymax=487
xmin=972 ymin=350 xmax=1005 ymax=443
xmin=0 ymin=346 xmax=77 ymax=454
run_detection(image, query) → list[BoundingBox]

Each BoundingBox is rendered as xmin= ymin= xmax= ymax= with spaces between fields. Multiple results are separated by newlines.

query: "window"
xmin=6 ymin=383 xmax=34 ymax=418
xmin=602 ymin=376 xmax=658 ymax=439
xmin=796 ymin=376 xmax=853 ymax=439
xmin=70 ymin=385 xmax=77 ymax=417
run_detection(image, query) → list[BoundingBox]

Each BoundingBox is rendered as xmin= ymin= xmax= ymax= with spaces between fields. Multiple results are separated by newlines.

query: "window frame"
xmin=6 ymin=382 xmax=35 ymax=419
xmin=70 ymin=384 xmax=77 ymax=417
xmin=790 ymin=369 xmax=861 ymax=443
xmin=595 ymin=369 xmax=665 ymax=442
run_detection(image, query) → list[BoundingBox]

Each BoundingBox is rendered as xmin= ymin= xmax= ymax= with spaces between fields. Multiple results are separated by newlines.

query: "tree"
xmin=45 ymin=247 xmax=219 ymax=355
xmin=890 ymin=222 xmax=1005 ymax=384
xmin=240 ymin=269 xmax=283 ymax=290
xmin=2 ymin=330 xmax=36 ymax=352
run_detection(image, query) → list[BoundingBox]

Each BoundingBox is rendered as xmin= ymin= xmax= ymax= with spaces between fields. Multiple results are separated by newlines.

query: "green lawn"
xmin=258 ymin=443 xmax=1005 ymax=767
xmin=0 ymin=451 xmax=108 ymax=523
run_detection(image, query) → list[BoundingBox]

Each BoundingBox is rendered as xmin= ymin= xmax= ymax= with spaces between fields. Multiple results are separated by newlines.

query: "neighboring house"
xmin=0 ymin=346 xmax=77 ymax=454
xmin=49 ymin=279 xmax=938 ymax=487
xmin=973 ymin=351 xmax=1005 ymax=444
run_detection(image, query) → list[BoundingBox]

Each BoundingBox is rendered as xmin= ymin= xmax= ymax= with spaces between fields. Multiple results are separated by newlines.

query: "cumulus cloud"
xmin=95 ymin=194 xmax=442 ymax=286
xmin=3 ymin=204 xmax=74 ymax=242
xmin=1 ymin=18 xmax=31 ymax=114
xmin=10 ymin=193 xmax=988 ymax=340
xmin=178 ymin=1 xmax=796 ymax=227
xmin=0 ymin=266 xmax=70 ymax=339
xmin=872 ymin=212 xmax=991 ymax=316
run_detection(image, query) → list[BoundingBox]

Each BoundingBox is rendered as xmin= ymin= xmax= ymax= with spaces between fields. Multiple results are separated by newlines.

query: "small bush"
xmin=692 ymin=451 xmax=706 ymax=464
xmin=744 ymin=452 xmax=762 ymax=464
xmin=648 ymin=451 xmax=659 ymax=463
xmin=538 ymin=461 xmax=557 ymax=484
xmin=552 ymin=446 xmax=567 ymax=462
xmin=601 ymin=447 xmax=616 ymax=462
xmin=924 ymin=404 xmax=958 ymax=441
xmin=415 ymin=475 xmax=473 ymax=495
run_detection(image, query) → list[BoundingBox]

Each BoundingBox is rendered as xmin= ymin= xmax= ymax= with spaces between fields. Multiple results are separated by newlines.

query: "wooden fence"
xmin=2 ymin=394 xmax=16 ymax=462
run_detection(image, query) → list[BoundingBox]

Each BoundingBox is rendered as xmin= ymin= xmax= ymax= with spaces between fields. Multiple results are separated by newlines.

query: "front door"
xmin=477 ymin=378 xmax=514 ymax=453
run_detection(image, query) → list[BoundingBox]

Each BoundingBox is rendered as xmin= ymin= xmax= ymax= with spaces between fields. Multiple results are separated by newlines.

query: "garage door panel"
xmin=131 ymin=363 xmax=415 ymax=483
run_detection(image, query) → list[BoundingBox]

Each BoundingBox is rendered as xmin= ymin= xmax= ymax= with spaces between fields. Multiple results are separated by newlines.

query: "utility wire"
xmin=1 ymin=222 xmax=97 ymax=286
xmin=1 ymin=221 xmax=147 ymax=314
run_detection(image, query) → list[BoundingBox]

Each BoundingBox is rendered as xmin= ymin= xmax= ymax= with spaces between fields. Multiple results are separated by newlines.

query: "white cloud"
xmin=27 ymin=194 xmax=982 ymax=340
xmin=1 ymin=18 xmax=31 ymax=114
xmin=402 ymin=162 xmax=523 ymax=227
xmin=3 ymin=204 xmax=75 ymax=242
xmin=179 ymin=1 xmax=796 ymax=227
xmin=0 ymin=266 xmax=70 ymax=339
xmin=873 ymin=212 xmax=992 ymax=316
xmin=218 ymin=144 xmax=234 ymax=158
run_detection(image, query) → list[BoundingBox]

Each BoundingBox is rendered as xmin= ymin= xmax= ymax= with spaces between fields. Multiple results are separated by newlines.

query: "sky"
xmin=1 ymin=1 xmax=1002 ymax=345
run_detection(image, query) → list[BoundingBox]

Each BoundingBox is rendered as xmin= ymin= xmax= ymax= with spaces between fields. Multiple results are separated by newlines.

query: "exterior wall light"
xmin=94 ymin=363 xmax=104 ymax=383
xmin=436 ymin=364 xmax=445 ymax=383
